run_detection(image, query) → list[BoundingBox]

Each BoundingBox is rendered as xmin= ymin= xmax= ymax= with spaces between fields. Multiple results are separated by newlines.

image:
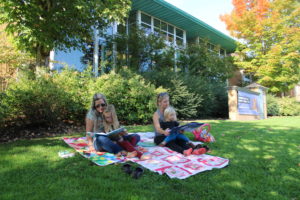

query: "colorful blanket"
xmin=63 ymin=137 xmax=124 ymax=166
xmin=63 ymin=132 xmax=229 ymax=179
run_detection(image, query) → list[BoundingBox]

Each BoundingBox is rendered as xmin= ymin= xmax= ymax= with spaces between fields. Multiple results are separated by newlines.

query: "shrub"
xmin=277 ymin=97 xmax=300 ymax=116
xmin=267 ymin=94 xmax=300 ymax=116
xmin=89 ymin=69 xmax=161 ymax=124
xmin=0 ymin=67 xmax=93 ymax=129
xmin=267 ymin=94 xmax=280 ymax=116
xmin=143 ymin=70 xmax=229 ymax=119
xmin=51 ymin=67 xmax=92 ymax=120
xmin=1 ymin=71 xmax=67 ymax=126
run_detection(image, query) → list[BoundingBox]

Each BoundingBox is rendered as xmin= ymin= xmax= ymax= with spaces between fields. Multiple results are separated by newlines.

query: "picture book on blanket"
xmin=95 ymin=126 xmax=126 ymax=139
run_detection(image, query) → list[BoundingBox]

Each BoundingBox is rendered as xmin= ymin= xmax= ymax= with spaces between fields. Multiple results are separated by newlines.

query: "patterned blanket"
xmin=62 ymin=132 xmax=229 ymax=179
xmin=63 ymin=137 xmax=124 ymax=166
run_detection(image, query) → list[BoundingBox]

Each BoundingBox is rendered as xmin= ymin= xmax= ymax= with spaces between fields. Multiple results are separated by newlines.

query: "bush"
xmin=267 ymin=94 xmax=300 ymax=116
xmin=0 ymin=68 xmax=93 ymax=128
xmin=1 ymin=72 xmax=66 ymax=126
xmin=277 ymin=97 xmax=300 ymax=116
xmin=88 ymin=69 xmax=161 ymax=124
xmin=142 ymin=70 xmax=229 ymax=119
xmin=142 ymin=70 xmax=202 ymax=119
xmin=267 ymin=94 xmax=280 ymax=116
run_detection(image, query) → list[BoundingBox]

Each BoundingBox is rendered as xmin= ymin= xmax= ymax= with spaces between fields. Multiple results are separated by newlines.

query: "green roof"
xmin=131 ymin=0 xmax=236 ymax=52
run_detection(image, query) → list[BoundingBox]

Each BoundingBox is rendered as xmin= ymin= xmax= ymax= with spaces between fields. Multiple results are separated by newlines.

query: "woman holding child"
xmin=153 ymin=92 xmax=206 ymax=156
xmin=85 ymin=93 xmax=141 ymax=155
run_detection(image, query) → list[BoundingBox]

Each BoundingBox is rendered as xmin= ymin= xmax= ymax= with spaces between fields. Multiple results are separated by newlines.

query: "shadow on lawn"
xmin=1 ymin=119 xmax=299 ymax=200
xmin=206 ymin=120 xmax=300 ymax=199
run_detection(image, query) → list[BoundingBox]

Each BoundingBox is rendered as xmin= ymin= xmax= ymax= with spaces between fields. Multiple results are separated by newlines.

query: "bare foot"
xmin=127 ymin=151 xmax=138 ymax=158
xmin=140 ymin=154 xmax=151 ymax=160
xmin=136 ymin=146 xmax=147 ymax=152
xmin=116 ymin=151 xmax=127 ymax=157
xmin=159 ymin=141 xmax=166 ymax=147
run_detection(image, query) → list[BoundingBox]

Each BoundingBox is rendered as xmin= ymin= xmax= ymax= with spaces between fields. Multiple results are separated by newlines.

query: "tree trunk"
xmin=36 ymin=43 xmax=51 ymax=69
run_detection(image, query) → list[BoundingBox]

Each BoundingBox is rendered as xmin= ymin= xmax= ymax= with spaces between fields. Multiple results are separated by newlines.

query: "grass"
xmin=1 ymin=116 xmax=300 ymax=200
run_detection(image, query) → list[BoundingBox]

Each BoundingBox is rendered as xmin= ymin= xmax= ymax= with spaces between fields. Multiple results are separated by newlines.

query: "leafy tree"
xmin=114 ymin=27 xmax=175 ymax=72
xmin=0 ymin=24 xmax=33 ymax=68
xmin=0 ymin=0 xmax=131 ymax=67
xmin=221 ymin=0 xmax=300 ymax=94
xmin=178 ymin=41 xmax=236 ymax=81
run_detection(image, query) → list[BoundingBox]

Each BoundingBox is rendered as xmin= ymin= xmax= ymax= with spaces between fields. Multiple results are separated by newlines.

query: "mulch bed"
xmin=0 ymin=122 xmax=85 ymax=143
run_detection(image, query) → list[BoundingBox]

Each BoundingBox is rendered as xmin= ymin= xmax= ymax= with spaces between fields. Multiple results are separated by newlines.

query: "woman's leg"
xmin=154 ymin=135 xmax=166 ymax=145
xmin=175 ymin=138 xmax=191 ymax=150
xmin=94 ymin=136 xmax=123 ymax=154
xmin=155 ymin=135 xmax=192 ymax=155
xmin=165 ymin=140 xmax=186 ymax=154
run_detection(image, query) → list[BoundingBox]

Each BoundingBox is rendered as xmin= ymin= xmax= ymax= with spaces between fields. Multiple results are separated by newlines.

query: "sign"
xmin=238 ymin=90 xmax=260 ymax=115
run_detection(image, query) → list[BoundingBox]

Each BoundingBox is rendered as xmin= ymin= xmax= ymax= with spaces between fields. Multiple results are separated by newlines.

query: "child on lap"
xmin=103 ymin=105 xmax=150 ymax=160
xmin=159 ymin=106 xmax=208 ymax=156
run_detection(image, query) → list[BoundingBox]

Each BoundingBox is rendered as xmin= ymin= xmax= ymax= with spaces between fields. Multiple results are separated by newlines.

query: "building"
xmin=50 ymin=0 xmax=236 ymax=74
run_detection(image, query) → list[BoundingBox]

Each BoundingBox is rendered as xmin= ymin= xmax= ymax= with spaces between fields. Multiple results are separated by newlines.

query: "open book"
xmin=170 ymin=122 xmax=204 ymax=134
xmin=95 ymin=127 xmax=126 ymax=139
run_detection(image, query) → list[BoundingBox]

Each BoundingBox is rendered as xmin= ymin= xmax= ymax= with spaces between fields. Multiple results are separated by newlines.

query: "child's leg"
xmin=159 ymin=133 xmax=177 ymax=146
xmin=118 ymin=140 xmax=143 ymax=158
xmin=164 ymin=133 xmax=177 ymax=143
xmin=123 ymin=134 xmax=140 ymax=146
xmin=175 ymin=134 xmax=189 ymax=142
xmin=95 ymin=136 xmax=123 ymax=154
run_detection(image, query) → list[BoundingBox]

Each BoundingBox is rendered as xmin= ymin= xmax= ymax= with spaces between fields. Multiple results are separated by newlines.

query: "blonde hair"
xmin=88 ymin=93 xmax=108 ymax=132
xmin=164 ymin=106 xmax=177 ymax=121
xmin=91 ymin=93 xmax=107 ymax=110
xmin=156 ymin=92 xmax=169 ymax=107
xmin=103 ymin=104 xmax=120 ymax=133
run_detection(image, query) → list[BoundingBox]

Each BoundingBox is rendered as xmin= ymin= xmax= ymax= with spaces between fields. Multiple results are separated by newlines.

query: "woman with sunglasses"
xmin=85 ymin=93 xmax=123 ymax=154
xmin=153 ymin=92 xmax=193 ymax=155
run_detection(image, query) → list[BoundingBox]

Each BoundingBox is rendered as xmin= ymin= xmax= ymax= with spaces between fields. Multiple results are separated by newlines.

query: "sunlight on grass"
xmin=269 ymin=191 xmax=279 ymax=197
xmin=262 ymin=155 xmax=275 ymax=160
xmin=225 ymin=180 xmax=243 ymax=188
xmin=241 ymin=145 xmax=260 ymax=152
xmin=1 ymin=116 xmax=300 ymax=200
xmin=283 ymin=175 xmax=299 ymax=182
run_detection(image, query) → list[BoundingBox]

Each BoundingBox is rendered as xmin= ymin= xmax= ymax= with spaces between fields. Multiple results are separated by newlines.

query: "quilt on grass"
xmin=63 ymin=132 xmax=229 ymax=179
xmin=63 ymin=137 xmax=123 ymax=166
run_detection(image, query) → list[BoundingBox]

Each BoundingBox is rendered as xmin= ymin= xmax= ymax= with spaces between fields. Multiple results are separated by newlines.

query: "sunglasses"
xmin=95 ymin=103 xmax=106 ymax=108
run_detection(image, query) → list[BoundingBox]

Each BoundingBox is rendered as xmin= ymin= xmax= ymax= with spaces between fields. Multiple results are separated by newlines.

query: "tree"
xmin=178 ymin=40 xmax=236 ymax=81
xmin=0 ymin=0 xmax=131 ymax=67
xmin=0 ymin=24 xmax=33 ymax=68
xmin=114 ymin=27 xmax=175 ymax=72
xmin=221 ymin=0 xmax=300 ymax=93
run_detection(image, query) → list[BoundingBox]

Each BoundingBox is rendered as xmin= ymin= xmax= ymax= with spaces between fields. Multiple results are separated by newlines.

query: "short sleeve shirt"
xmin=86 ymin=109 xmax=105 ymax=133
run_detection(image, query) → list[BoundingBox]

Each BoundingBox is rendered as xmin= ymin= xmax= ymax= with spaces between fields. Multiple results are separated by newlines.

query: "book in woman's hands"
xmin=95 ymin=127 xmax=126 ymax=139
xmin=170 ymin=122 xmax=204 ymax=134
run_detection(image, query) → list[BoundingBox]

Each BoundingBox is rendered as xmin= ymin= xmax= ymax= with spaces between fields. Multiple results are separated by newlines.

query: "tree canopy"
xmin=221 ymin=0 xmax=300 ymax=93
xmin=0 ymin=0 xmax=131 ymax=67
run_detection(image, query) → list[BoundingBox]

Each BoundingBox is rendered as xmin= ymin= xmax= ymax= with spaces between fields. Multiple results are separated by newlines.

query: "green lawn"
xmin=1 ymin=117 xmax=299 ymax=200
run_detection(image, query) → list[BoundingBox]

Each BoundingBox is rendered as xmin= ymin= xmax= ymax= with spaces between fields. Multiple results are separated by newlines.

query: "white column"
xmin=151 ymin=16 xmax=154 ymax=33
xmin=93 ymin=28 xmax=99 ymax=77
xmin=112 ymin=22 xmax=117 ymax=70
xmin=126 ymin=18 xmax=129 ymax=66
xmin=183 ymin=30 xmax=187 ymax=47
xmin=49 ymin=50 xmax=55 ymax=70
xmin=137 ymin=10 xmax=141 ymax=27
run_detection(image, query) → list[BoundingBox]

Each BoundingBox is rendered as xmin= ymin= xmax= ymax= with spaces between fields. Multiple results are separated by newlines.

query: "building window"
xmin=139 ymin=11 xmax=185 ymax=47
